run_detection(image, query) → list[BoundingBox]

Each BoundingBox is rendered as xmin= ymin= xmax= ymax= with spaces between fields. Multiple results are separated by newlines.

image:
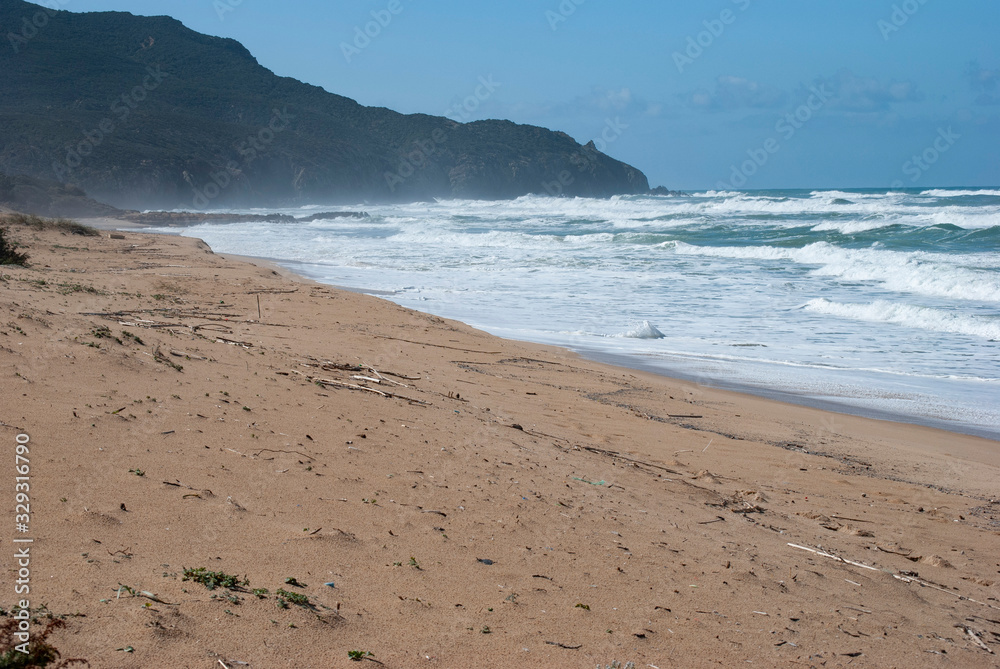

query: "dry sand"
xmin=1 ymin=219 xmax=998 ymax=668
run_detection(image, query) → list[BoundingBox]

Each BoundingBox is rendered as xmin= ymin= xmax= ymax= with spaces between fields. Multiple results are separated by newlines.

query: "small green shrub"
xmin=181 ymin=567 xmax=247 ymax=591
xmin=347 ymin=650 xmax=374 ymax=661
xmin=0 ymin=229 xmax=28 ymax=266
xmin=275 ymin=589 xmax=309 ymax=607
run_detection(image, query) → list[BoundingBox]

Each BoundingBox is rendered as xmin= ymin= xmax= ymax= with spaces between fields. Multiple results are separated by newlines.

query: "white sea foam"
xmin=159 ymin=191 xmax=1000 ymax=436
xmin=804 ymin=299 xmax=1000 ymax=339
xmin=670 ymin=241 xmax=1000 ymax=302
xmin=921 ymin=189 xmax=1000 ymax=197
xmin=810 ymin=219 xmax=897 ymax=234
xmin=701 ymin=190 xmax=742 ymax=198
xmin=614 ymin=321 xmax=666 ymax=339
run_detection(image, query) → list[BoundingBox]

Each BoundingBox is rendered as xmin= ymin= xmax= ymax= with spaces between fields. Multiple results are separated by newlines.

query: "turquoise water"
xmin=155 ymin=188 xmax=1000 ymax=438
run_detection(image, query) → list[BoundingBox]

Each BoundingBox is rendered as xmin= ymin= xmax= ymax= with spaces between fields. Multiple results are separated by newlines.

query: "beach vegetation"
xmin=181 ymin=567 xmax=247 ymax=591
xmin=0 ymin=614 xmax=88 ymax=668
xmin=275 ymin=589 xmax=310 ymax=608
xmin=91 ymin=326 xmax=121 ymax=344
xmin=0 ymin=229 xmax=29 ymax=266
xmin=347 ymin=650 xmax=374 ymax=661
xmin=0 ymin=213 xmax=98 ymax=238
xmin=58 ymin=283 xmax=102 ymax=295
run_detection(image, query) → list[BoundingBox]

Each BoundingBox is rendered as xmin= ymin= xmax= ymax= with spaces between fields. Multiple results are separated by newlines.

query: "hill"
xmin=0 ymin=1 xmax=649 ymax=208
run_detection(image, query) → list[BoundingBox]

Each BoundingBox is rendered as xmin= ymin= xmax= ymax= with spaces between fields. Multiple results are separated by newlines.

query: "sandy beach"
xmin=2 ymin=216 xmax=999 ymax=668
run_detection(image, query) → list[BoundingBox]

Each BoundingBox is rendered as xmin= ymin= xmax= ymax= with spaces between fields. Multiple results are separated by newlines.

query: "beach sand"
xmin=1 ymin=219 xmax=998 ymax=667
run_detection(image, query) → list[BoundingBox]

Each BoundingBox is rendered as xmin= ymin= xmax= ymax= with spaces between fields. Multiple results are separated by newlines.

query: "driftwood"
xmin=170 ymin=350 xmax=207 ymax=360
xmin=962 ymin=626 xmax=994 ymax=654
xmin=314 ymin=377 xmax=430 ymax=406
xmin=252 ymin=448 xmax=314 ymax=460
xmin=373 ymin=334 xmax=502 ymax=354
xmin=212 ymin=336 xmax=253 ymax=348
xmin=580 ymin=446 xmax=685 ymax=476
xmin=787 ymin=543 xmax=1000 ymax=612
xmin=318 ymin=378 xmax=390 ymax=397
xmin=316 ymin=360 xmax=420 ymax=382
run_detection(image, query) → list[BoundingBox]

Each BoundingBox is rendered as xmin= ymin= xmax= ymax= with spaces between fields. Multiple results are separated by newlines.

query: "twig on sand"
xmin=252 ymin=448 xmax=313 ymax=460
xmin=373 ymin=334 xmax=501 ymax=354
xmin=509 ymin=423 xmax=570 ymax=443
xmin=788 ymin=543 xmax=1000 ymax=612
xmin=162 ymin=480 xmax=212 ymax=496
xmin=318 ymin=378 xmax=390 ymax=397
xmin=362 ymin=363 xmax=418 ymax=385
xmin=580 ymin=446 xmax=684 ymax=476
xmin=314 ymin=377 xmax=431 ymax=406
xmin=545 ymin=641 xmax=582 ymax=650
xmin=962 ymin=626 xmax=994 ymax=654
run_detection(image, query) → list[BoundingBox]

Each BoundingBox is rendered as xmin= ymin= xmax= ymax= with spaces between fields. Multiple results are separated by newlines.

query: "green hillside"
xmin=0 ymin=1 xmax=649 ymax=208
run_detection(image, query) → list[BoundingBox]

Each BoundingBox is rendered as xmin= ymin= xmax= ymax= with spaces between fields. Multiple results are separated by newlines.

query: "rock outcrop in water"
xmin=0 ymin=0 xmax=650 ymax=209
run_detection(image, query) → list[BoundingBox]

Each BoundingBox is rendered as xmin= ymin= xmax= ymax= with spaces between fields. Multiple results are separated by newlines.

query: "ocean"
xmin=151 ymin=189 xmax=1000 ymax=439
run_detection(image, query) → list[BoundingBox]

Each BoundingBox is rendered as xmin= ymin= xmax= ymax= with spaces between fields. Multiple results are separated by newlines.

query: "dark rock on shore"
xmin=648 ymin=186 xmax=688 ymax=197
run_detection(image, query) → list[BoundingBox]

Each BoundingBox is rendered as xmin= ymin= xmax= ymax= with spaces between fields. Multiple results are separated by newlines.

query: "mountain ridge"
xmin=0 ymin=0 xmax=651 ymax=208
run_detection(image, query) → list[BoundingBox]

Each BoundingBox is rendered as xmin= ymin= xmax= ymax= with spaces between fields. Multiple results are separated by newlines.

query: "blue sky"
xmin=60 ymin=0 xmax=1000 ymax=190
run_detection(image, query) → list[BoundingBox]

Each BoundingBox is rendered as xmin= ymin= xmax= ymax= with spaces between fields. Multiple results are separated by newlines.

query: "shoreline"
xmin=577 ymin=347 xmax=1000 ymax=442
xmin=108 ymin=214 xmax=995 ymax=444
xmin=3 ymin=218 xmax=1000 ymax=666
